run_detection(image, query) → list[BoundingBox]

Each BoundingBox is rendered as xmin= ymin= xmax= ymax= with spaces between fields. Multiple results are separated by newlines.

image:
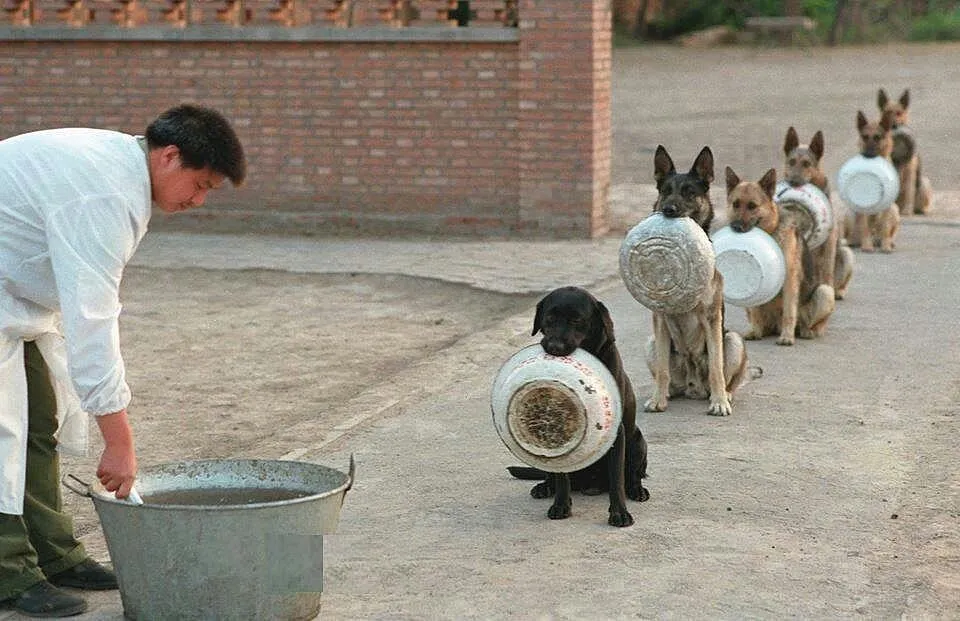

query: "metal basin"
xmin=65 ymin=458 xmax=353 ymax=621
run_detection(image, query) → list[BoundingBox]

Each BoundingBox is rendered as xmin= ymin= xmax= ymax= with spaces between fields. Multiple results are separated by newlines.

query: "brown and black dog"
xmin=508 ymin=286 xmax=648 ymax=527
xmin=878 ymin=88 xmax=933 ymax=216
xmin=644 ymin=145 xmax=749 ymax=416
xmin=782 ymin=127 xmax=854 ymax=299
xmin=850 ymin=110 xmax=902 ymax=253
xmin=726 ymin=167 xmax=836 ymax=345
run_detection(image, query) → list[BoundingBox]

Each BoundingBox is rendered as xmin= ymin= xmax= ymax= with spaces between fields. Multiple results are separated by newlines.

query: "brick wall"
xmin=0 ymin=0 xmax=612 ymax=238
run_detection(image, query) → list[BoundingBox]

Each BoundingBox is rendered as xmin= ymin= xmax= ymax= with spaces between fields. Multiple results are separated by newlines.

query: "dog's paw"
xmin=530 ymin=481 xmax=553 ymax=499
xmin=608 ymin=508 xmax=634 ymax=528
xmin=880 ymin=245 xmax=895 ymax=254
xmin=707 ymin=398 xmax=732 ymax=416
xmin=743 ymin=329 xmax=763 ymax=341
xmin=860 ymin=245 xmax=876 ymax=253
xmin=644 ymin=396 xmax=667 ymax=412
xmin=547 ymin=499 xmax=571 ymax=520
xmin=627 ymin=484 xmax=650 ymax=502
xmin=796 ymin=327 xmax=815 ymax=340
xmin=776 ymin=335 xmax=795 ymax=346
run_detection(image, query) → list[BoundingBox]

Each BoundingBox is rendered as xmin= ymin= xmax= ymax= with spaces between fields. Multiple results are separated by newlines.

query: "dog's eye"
xmin=802 ymin=161 xmax=811 ymax=168
xmin=747 ymin=202 xmax=757 ymax=211
xmin=787 ymin=158 xmax=796 ymax=166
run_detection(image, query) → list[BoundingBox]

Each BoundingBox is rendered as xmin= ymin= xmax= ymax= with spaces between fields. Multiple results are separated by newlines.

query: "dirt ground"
xmin=62 ymin=270 xmax=539 ymax=537
xmin=45 ymin=41 xmax=960 ymax=619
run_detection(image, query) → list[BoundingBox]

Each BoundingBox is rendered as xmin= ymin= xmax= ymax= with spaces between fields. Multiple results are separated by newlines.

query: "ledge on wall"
xmin=0 ymin=24 xmax=519 ymax=42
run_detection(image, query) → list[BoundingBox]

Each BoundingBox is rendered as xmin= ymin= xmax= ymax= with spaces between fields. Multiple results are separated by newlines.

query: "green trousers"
xmin=0 ymin=341 xmax=87 ymax=601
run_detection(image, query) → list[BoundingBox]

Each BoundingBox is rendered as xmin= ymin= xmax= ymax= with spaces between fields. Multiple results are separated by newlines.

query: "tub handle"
xmin=62 ymin=473 xmax=92 ymax=498
xmin=341 ymin=454 xmax=355 ymax=505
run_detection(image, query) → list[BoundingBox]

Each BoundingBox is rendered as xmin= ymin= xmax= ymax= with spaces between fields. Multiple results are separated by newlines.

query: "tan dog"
xmin=782 ymin=127 xmax=854 ymax=299
xmin=850 ymin=110 xmax=901 ymax=253
xmin=725 ymin=167 xmax=835 ymax=346
xmin=878 ymin=88 xmax=933 ymax=215
xmin=644 ymin=146 xmax=749 ymax=417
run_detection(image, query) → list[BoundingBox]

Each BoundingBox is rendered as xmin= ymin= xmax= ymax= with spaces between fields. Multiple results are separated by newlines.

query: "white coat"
xmin=0 ymin=128 xmax=151 ymax=515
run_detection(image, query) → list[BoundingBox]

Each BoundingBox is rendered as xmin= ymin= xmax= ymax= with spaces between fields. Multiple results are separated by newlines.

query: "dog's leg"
xmin=798 ymin=284 xmax=835 ymax=338
xmin=624 ymin=429 xmax=650 ymax=502
xmin=834 ymin=239 xmax=854 ymax=300
xmin=606 ymin=424 xmax=633 ymax=527
xmin=857 ymin=213 xmax=875 ymax=253
xmin=777 ymin=235 xmax=801 ymax=346
xmin=898 ymin=160 xmax=917 ymax=217
xmin=644 ymin=318 xmax=671 ymax=412
xmin=704 ymin=299 xmax=732 ymax=416
xmin=879 ymin=206 xmax=900 ymax=253
xmin=817 ymin=226 xmax=839 ymax=289
xmin=743 ymin=307 xmax=768 ymax=341
xmin=722 ymin=331 xmax=748 ymax=395
xmin=916 ymin=171 xmax=933 ymax=215
xmin=547 ymin=473 xmax=572 ymax=520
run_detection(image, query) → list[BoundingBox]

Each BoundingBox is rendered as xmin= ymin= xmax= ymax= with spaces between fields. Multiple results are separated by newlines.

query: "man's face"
xmin=150 ymin=145 xmax=226 ymax=213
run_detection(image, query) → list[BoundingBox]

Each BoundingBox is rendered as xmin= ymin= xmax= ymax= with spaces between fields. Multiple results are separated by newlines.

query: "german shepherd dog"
xmin=852 ymin=110 xmax=901 ymax=253
xmin=726 ymin=166 xmax=836 ymax=345
xmin=782 ymin=127 xmax=854 ymax=299
xmin=878 ymin=88 xmax=933 ymax=216
xmin=644 ymin=145 xmax=748 ymax=416
xmin=508 ymin=286 xmax=649 ymax=527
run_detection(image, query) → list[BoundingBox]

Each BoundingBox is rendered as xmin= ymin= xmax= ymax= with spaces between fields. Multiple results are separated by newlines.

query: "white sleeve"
xmin=45 ymin=195 xmax=138 ymax=415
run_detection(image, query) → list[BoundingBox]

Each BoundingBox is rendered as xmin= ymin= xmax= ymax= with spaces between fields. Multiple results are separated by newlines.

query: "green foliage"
xmin=909 ymin=10 xmax=960 ymax=41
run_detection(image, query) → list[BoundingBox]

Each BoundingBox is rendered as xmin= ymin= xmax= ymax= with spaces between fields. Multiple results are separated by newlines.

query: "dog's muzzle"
xmin=540 ymin=337 xmax=576 ymax=357
xmin=730 ymin=220 xmax=754 ymax=233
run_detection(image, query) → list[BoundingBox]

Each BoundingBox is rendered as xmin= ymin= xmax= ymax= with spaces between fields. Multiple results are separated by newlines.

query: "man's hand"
xmin=95 ymin=408 xmax=137 ymax=498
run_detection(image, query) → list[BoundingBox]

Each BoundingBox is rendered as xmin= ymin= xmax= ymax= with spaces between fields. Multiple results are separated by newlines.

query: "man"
xmin=0 ymin=105 xmax=246 ymax=616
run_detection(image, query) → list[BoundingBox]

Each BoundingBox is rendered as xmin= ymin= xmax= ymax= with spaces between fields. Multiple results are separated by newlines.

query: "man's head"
xmin=145 ymin=104 xmax=246 ymax=213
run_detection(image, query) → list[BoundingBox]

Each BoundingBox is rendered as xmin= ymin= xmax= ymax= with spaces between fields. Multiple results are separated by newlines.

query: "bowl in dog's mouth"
xmin=836 ymin=154 xmax=900 ymax=214
xmin=773 ymin=181 xmax=834 ymax=250
xmin=711 ymin=225 xmax=786 ymax=308
xmin=491 ymin=344 xmax=622 ymax=473
xmin=619 ymin=212 xmax=715 ymax=314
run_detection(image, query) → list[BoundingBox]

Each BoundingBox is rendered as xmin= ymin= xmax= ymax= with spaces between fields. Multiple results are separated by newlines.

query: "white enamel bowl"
xmin=711 ymin=225 xmax=786 ymax=308
xmin=619 ymin=212 xmax=715 ymax=314
xmin=836 ymin=154 xmax=900 ymax=214
xmin=774 ymin=181 xmax=834 ymax=250
xmin=491 ymin=344 xmax=622 ymax=473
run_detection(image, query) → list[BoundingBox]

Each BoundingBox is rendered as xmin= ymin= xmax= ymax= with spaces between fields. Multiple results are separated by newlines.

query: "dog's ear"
xmin=653 ymin=145 xmax=675 ymax=190
xmin=880 ymin=109 xmax=895 ymax=132
xmin=531 ymin=298 xmax=544 ymax=336
xmin=877 ymin=88 xmax=889 ymax=111
xmin=809 ymin=130 xmax=825 ymax=161
xmin=691 ymin=146 xmax=714 ymax=185
xmin=783 ymin=126 xmax=799 ymax=155
xmin=857 ymin=110 xmax=868 ymax=132
xmin=595 ymin=300 xmax=616 ymax=343
xmin=725 ymin=166 xmax=740 ymax=194
xmin=899 ymin=89 xmax=910 ymax=110
xmin=759 ymin=168 xmax=777 ymax=199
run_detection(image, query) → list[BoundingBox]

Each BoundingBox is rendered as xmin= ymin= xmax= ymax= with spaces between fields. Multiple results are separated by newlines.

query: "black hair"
xmin=145 ymin=104 xmax=246 ymax=186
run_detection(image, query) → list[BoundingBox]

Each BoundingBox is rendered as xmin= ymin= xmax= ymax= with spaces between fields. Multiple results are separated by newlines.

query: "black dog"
xmin=507 ymin=286 xmax=649 ymax=527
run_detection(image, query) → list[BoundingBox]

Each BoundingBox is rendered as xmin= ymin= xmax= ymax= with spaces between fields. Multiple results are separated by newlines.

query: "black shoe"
xmin=48 ymin=558 xmax=119 ymax=591
xmin=9 ymin=581 xmax=88 ymax=618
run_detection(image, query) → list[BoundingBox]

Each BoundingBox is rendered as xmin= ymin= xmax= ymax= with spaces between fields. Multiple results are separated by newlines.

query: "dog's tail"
xmin=506 ymin=466 xmax=548 ymax=480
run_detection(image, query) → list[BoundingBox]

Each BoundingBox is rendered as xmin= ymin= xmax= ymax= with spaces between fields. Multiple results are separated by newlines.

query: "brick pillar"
xmin=517 ymin=0 xmax=612 ymax=238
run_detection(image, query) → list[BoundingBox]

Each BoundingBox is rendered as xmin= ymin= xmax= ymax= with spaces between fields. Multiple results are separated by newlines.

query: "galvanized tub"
xmin=64 ymin=458 xmax=353 ymax=621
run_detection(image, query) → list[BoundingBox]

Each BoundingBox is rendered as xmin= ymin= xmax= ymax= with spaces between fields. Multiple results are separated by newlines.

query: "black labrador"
xmin=507 ymin=286 xmax=649 ymax=527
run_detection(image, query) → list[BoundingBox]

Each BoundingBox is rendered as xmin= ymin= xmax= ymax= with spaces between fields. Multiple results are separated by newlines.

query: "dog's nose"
xmin=660 ymin=203 xmax=679 ymax=218
xmin=540 ymin=338 xmax=574 ymax=357
xmin=730 ymin=220 xmax=750 ymax=233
